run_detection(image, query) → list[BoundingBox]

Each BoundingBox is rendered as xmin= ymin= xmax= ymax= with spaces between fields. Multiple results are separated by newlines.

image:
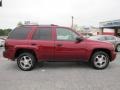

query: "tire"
xmin=90 ymin=51 xmax=110 ymax=70
xmin=116 ymin=44 xmax=120 ymax=52
xmin=17 ymin=52 xmax=36 ymax=71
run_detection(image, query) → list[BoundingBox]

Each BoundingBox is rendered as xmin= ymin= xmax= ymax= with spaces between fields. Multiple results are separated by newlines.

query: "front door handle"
xmin=56 ymin=44 xmax=63 ymax=47
xmin=31 ymin=43 xmax=37 ymax=46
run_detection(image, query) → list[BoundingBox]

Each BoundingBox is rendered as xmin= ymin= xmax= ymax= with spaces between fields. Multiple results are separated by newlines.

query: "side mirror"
xmin=76 ymin=37 xmax=84 ymax=42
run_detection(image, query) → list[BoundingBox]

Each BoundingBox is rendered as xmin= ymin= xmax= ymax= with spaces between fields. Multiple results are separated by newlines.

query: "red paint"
xmin=103 ymin=32 xmax=115 ymax=35
xmin=3 ymin=25 xmax=116 ymax=62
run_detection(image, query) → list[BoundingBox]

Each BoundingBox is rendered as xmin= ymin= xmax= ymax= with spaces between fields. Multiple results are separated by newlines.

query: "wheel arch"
xmin=14 ymin=48 xmax=38 ymax=61
xmin=89 ymin=48 xmax=112 ymax=62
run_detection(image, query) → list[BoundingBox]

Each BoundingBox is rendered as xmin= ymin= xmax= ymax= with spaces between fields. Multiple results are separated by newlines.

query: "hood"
xmin=85 ymin=38 xmax=114 ymax=51
xmin=86 ymin=38 xmax=112 ymax=44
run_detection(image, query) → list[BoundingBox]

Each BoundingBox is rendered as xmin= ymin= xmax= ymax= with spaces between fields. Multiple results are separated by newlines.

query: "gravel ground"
xmin=0 ymin=47 xmax=120 ymax=90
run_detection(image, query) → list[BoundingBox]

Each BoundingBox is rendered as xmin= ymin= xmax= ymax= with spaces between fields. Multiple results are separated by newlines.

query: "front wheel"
xmin=17 ymin=52 xmax=36 ymax=71
xmin=116 ymin=44 xmax=120 ymax=52
xmin=90 ymin=51 xmax=110 ymax=70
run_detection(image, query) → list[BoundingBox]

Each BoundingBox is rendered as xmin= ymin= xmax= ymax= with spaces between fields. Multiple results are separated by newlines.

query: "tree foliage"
xmin=17 ymin=22 xmax=23 ymax=26
xmin=0 ymin=29 xmax=12 ymax=36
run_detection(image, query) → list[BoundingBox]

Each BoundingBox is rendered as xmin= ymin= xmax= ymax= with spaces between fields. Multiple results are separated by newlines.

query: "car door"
xmin=31 ymin=27 xmax=54 ymax=60
xmin=54 ymin=27 xmax=86 ymax=61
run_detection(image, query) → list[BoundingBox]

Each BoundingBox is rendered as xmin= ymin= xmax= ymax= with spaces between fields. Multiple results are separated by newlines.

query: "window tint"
xmin=8 ymin=27 xmax=30 ymax=39
xmin=33 ymin=27 xmax=52 ymax=40
xmin=105 ymin=36 xmax=115 ymax=40
xmin=98 ymin=36 xmax=105 ymax=41
xmin=56 ymin=28 xmax=78 ymax=41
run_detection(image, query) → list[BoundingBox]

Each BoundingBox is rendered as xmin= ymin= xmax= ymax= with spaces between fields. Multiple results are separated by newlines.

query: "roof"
xmin=99 ymin=19 xmax=120 ymax=28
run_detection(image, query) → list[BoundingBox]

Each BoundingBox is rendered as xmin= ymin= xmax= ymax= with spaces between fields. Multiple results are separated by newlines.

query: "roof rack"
xmin=19 ymin=24 xmax=59 ymax=28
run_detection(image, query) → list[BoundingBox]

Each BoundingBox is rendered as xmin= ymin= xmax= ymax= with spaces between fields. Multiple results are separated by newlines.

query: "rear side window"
xmin=32 ymin=27 xmax=52 ymax=40
xmin=8 ymin=27 xmax=30 ymax=39
xmin=105 ymin=36 xmax=116 ymax=40
xmin=98 ymin=36 xmax=105 ymax=41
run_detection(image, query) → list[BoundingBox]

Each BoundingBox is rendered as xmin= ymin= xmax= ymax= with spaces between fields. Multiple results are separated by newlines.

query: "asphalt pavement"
xmin=0 ymin=47 xmax=120 ymax=90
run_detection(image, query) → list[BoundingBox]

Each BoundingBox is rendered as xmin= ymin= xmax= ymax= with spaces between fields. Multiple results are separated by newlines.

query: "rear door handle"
xmin=56 ymin=44 xmax=63 ymax=47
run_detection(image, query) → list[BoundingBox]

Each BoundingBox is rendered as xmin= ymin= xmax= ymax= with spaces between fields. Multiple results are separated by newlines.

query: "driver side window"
xmin=56 ymin=28 xmax=78 ymax=41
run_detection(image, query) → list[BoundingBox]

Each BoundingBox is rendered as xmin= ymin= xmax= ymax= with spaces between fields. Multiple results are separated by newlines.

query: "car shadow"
xmin=1 ymin=57 xmax=118 ymax=71
xmin=35 ymin=61 xmax=91 ymax=70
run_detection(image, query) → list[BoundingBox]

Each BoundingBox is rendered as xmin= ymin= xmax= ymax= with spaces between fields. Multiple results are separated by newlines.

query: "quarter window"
xmin=8 ymin=27 xmax=30 ymax=39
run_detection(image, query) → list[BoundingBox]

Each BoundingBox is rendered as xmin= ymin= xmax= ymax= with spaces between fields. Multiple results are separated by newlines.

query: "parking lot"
xmin=0 ymin=47 xmax=120 ymax=90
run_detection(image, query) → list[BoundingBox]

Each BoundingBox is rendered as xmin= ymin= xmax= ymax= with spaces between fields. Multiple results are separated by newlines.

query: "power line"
xmin=71 ymin=16 xmax=74 ymax=28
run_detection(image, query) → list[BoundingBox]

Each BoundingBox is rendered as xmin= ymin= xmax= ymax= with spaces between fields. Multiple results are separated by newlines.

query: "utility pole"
xmin=71 ymin=16 xmax=74 ymax=28
xmin=0 ymin=0 xmax=2 ymax=7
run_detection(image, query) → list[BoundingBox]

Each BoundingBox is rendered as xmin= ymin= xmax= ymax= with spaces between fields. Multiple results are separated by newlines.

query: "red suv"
xmin=3 ymin=25 xmax=116 ymax=71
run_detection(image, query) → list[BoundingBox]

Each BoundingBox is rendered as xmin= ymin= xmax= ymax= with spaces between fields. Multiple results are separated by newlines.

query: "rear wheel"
xmin=17 ymin=52 xmax=36 ymax=71
xmin=90 ymin=51 xmax=110 ymax=70
xmin=116 ymin=44 xmax=120 ymax=52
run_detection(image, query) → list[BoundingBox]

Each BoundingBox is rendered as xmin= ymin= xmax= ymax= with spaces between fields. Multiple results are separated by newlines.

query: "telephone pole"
xmin=0 ymin=0 xmax=2 ymax=7
xmin=71 ymin=16 xmax=74 ymax=28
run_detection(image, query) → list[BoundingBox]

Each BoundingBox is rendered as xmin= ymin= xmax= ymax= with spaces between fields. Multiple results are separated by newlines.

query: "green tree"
xmin=0 ymin=29 xmax=12 ymax=36
xmin=17 ymin=22 xmax=23 ymax=26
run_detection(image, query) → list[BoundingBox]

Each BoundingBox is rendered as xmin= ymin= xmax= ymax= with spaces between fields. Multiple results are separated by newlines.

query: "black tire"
xmin=90 ymin=51 xmax=110 ymax=70
xmin=116 ymin=44 xmax=120 ymax=52
xmin=17 ymin=52 xmax=36 ymax=71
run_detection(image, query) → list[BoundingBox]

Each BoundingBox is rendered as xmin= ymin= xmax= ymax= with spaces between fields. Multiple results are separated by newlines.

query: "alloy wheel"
xmin=117 ymin=44 xmax=120 ymax=52
xmin=19 ymin=55 xmax=33 ymax=70
xmin=94 ymin=54 xmax=108 ymax=68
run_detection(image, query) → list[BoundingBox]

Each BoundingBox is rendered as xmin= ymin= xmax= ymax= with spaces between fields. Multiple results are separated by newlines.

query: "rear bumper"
xmin=3 ymin=50 xmax=14 ymax=60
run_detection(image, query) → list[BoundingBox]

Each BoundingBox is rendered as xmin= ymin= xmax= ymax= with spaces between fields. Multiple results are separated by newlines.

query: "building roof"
xmin=99 ymin=19 xmax=120 ymax=28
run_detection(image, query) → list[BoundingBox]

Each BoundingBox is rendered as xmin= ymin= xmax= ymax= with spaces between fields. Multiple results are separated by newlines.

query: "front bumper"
xmin=111 ymin=51 xmax=117 ymax=61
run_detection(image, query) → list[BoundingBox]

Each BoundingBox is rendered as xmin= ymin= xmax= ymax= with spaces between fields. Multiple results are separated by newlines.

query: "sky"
xmin=0 ymin=0 xmax=120 ymax=29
